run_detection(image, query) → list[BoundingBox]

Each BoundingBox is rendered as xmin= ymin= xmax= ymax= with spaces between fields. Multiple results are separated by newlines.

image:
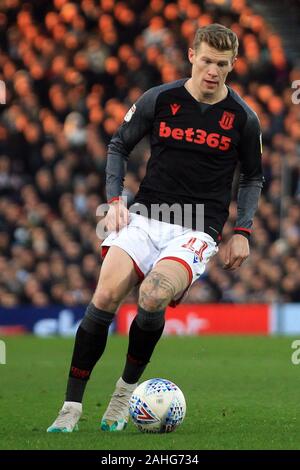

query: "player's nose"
xmin=207 ymin=64 xmax=219 ymax=77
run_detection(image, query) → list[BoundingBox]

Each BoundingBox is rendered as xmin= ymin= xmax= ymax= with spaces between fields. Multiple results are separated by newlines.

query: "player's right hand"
xmin=104 ymin=199 xmax=130 ymax=232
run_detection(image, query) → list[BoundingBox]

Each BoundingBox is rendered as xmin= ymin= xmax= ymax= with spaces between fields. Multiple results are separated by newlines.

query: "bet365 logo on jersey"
xmin=159 ymin=121 xmax=232 ymax=151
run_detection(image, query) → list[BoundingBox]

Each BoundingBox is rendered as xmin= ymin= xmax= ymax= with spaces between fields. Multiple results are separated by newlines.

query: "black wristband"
xmin=234 ymin=229 xmax=251 ymax=240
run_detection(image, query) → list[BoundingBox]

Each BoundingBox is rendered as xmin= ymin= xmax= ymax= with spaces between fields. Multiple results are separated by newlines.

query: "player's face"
xmin=188 ymin=42 xmax=235 ymax=98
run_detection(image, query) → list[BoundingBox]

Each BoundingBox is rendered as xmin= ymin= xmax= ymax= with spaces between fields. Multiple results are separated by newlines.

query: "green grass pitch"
xmin=1 ymin=335 xmax=300 ymax=450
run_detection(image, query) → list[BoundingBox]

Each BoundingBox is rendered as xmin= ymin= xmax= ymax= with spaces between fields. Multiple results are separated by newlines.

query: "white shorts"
xmin=101 ymin=214 xmax=218 ymax=307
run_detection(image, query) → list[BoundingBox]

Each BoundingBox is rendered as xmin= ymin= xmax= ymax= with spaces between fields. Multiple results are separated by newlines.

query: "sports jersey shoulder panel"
xmin=228 ymin=87 xmax=260 ymax=133
xmin=141 ymin=79 xmax=188 ymax=117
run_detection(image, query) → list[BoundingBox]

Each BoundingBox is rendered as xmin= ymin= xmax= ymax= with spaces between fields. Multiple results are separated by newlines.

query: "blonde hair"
xmin=193 ymin=24 xmax=239 ymax=59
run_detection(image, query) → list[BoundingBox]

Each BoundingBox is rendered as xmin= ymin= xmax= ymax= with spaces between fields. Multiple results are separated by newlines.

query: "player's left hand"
xmin=223 ymin=234 xmax=249 ymax=271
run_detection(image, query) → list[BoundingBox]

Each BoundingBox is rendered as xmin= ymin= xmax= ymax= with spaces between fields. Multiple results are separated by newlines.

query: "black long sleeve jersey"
xmin=106 ymin=78 xmax=264 ymax=242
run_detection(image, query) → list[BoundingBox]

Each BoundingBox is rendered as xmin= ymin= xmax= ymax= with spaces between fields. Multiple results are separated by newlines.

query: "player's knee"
xmin=139 ymin=293 xmax=165 ymax=312
xmin=92 ymin=286 xmax=122 ymax=310
xmin=138 ymin=280 xmax=172 ymax=312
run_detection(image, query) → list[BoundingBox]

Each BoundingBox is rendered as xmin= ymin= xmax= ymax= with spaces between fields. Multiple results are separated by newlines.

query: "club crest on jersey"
xmin=219 ymin=111 xmax=235 ymax=130
xmin=124 ymin=104 xmax=136 ymax=122
xmin=170 ymin=103 xmax=181 ymax=116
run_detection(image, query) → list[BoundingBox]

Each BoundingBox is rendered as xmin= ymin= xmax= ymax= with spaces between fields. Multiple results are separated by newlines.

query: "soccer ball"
xmin=129 ymin=378 xmax=186 ymax=433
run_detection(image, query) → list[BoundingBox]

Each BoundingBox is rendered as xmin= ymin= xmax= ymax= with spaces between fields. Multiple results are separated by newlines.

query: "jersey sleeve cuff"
xmin=107 ymin=196 xmax=122 ymax=205
xmin=234 ymin=227 xmax=251 ymax=240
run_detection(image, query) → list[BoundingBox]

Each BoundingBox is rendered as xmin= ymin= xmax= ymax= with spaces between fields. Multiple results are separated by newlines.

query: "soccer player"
xmin=47 ymin=24 xmax=263 ymax=433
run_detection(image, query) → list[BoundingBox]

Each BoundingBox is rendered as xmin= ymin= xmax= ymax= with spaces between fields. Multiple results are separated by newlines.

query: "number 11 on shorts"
xmin=181 ymin=238 xmax=208 ymax=261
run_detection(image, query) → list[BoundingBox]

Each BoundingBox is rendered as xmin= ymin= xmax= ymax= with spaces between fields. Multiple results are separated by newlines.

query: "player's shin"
xmin=66 ymin=303 xmax=115 ymax=402
xmin=122 ymin=306 xmax=165 ymax=384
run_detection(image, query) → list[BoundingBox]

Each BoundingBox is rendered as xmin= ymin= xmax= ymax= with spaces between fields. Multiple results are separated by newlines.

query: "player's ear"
xmin=188 ymin=47 xmax=195 ymax=65
xmin=230 ymin=56 xmax=237 ymax=70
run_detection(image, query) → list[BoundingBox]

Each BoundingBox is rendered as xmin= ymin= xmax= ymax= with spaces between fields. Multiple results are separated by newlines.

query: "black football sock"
xmin=122 ymin=307 xmax=165 ymax=384
xmin=65 ymin=303 xmax=114 ymax=403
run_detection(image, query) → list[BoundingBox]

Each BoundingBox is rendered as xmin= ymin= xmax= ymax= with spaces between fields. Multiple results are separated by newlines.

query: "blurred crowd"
xmin=0 ymin=0 xmax=300 ymax=307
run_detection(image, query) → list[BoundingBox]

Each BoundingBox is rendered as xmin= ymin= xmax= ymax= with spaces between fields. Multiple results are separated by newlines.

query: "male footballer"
xmin=48 ymin=23 xmax=263 ymax=433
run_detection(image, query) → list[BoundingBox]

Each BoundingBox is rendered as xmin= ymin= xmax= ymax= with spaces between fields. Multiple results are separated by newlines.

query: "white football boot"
xmin=100 ymin=377 xmax=137 ymax=431
xmin=47 ymin=401 xmax=82 ymax=433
